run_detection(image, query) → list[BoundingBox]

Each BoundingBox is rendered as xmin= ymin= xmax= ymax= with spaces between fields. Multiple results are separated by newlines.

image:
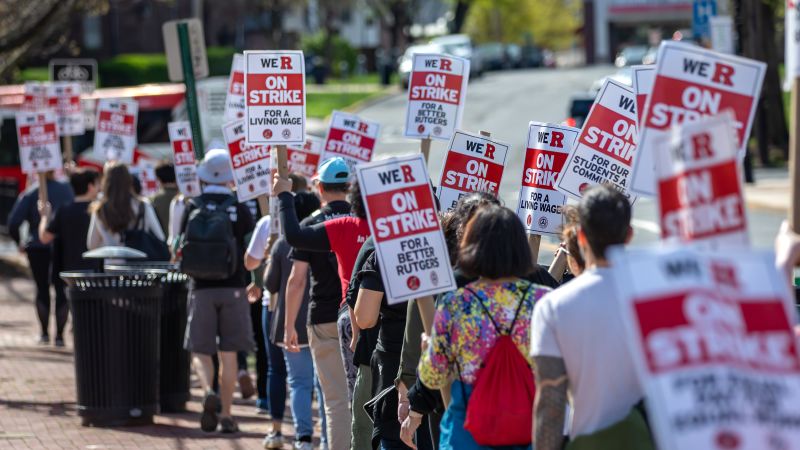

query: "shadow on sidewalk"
xmin=0 ymin=398 xmax=76 ymax=417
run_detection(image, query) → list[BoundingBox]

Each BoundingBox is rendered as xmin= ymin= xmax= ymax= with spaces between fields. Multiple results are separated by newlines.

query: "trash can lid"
xmin=83 ymin=246 xmax=147 ymax=260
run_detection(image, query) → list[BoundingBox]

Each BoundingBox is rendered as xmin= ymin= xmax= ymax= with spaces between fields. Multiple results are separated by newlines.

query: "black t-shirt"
xmin=289 ymin=200 xmax=351 ymax=325
xmin=453 ymin=264 xmax=560 ymax=289
xmin=358 ymin=251 xmax=407 ymax=355
xmin=182 ymin=192 xmax=255 ymax=289
xmin=47 ymin=201 xmax=93 ymax=272
xmin=346 ymin=237 xmax=380 ymax=367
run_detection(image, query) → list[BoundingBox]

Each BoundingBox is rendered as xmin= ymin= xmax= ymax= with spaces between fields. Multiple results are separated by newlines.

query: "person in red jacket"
xmin=274 ymin=158 xmax=371 ymax=450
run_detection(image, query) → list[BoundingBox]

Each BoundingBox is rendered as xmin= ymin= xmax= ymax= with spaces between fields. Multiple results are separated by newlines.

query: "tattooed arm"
xmin=532 ymin=356 xmax=568 ymax=450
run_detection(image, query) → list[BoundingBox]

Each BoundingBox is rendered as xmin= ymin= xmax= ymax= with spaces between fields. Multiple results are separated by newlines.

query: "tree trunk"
xmin=450 ymin=0 xmax=470 ymax=33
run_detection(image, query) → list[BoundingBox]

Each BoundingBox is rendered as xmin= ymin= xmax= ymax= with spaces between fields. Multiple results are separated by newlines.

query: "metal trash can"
xmin=105 ymin=262 xmax=191 ymax=412
xmin=61 ymin=271 xmax=162 ymax=426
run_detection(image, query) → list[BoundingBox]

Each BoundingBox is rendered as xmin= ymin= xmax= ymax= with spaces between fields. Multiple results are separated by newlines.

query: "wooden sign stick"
xmin=38 ymin=173 xmax=48 ymax=206
xmin=790 ymin=77 xmax=800 ymax=231
xmin=62 ymin=136 xmax=73 ymax=164
xmin=420 ymin=137 xmax=432 ymax=162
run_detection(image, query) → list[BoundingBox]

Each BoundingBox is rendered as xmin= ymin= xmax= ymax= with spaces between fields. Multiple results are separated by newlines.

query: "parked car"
xmin=477 ymin=42 xmax=509 ymax=71
xmin=566 ymin=93 xmax=596 ymax=129
xmin=614 ymin=45 xmax=649 ymax=67
xmin=398 ymin=43 xmax=445 ymax=89
xmin=590 ymin=67 xmax=633 ymax=95
xmin=642 ymin=46 xmax=658 ymax=65
xmin=430 ymin=34 xmax=485 ymax=77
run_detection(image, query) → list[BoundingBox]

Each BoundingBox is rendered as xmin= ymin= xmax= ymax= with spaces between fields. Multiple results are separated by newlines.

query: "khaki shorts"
xmin=184 ymin=287 xmax=255 ymax=355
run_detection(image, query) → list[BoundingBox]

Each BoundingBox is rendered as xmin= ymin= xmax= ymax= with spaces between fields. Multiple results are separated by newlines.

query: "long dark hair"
xmin=91 ymin=162 xmax=135 ymax=233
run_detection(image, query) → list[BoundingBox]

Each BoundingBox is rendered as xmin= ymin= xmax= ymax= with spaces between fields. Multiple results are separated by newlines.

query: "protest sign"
xmin=631 ymin=42 xmax=765 ymax=196
xmin=93 ymin=99 xmax=138 ymax=164
xmin=437 ymin=130 xmax=510 ymax=211
xmin=47 ymin=82 xmax=84 ymax=136
xmin=224 ymin=53 xmax=245 ymax=121
xmin=786 ymin=0 xmax=800 ymax=91
xmin=631 ymin=65 xmax=655 ymax=130
xmin=132 ymin=159 xmax=158 ymax=197
xmin=710 ymin=16 xmax=735 ymax=55
xmin=168 ymin=121 xmax=201 ymax=197
xmin=222 ymin=119 xmax=271 ymax=202
xmin=15 ymin=111 xmax=62 ymax=174
xmin=269 ymin=147 xmax=281 ymax=235
xmin=21 ymin=82 xmax=48 ymax=111
xmin=356 ymin=154 xmax=456 ymax=304
xmin=404 ymin=53 xmax=470 ymax=141
xmin=321 ymin=111 xmax=380 ymax=173
xmin=244 ymin=50 xmax=305 ymax=145
xmin=656 ymin=114 xmax=748 ymax=248
xmin=610 ymin=245 xmax=800 ymax=450
xmin=556 ymin=79 xmax=638 ymax=201
xmin=287 ymin=136 xmax=323 ymax=180
xmin=515 ymin=122 xmax=579 ymax=236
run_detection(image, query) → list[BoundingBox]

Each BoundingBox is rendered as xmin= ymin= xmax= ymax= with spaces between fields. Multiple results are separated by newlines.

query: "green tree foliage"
xmin=463 ymin=0 xmax=581 ymax=49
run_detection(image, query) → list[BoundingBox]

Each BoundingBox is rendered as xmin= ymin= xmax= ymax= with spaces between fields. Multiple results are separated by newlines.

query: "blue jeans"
xmin=263 ymin=309 xmax=287 ymax=420
xmin=283 ymin=347 xmax=315 ymax=439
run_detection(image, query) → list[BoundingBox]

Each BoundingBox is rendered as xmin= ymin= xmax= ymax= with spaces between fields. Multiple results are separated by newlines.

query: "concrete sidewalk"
xmin=744 ymin=170 xmax=791 ymax=213
xmin=0 ymin=270 xmax=320 ymax=449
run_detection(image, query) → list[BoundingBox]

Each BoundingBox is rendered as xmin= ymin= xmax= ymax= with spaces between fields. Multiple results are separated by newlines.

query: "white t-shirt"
xmin=530 ymin=267 xmax=642 ymax=438
xmin=246 ymin=216 xmax=271 ymax=306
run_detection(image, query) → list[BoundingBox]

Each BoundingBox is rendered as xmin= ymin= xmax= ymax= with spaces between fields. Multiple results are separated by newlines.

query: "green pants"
xmin=352 ymin=364 xmax=374 ymax=450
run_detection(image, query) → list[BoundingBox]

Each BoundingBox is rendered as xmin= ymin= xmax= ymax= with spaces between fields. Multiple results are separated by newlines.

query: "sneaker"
xmin=200 ymin=391 xmax=220 ymax=432
xmin=38 ymin=335 xmax=49 ymax=345
xmin=292 ymin=441 xmax=312 ymax=450
xmin=54 ymin=337 xmax=65 ymax=347
xmin=219 ymin=416 xmax=239 ymax=433
xmin=262 ymin=432 xmax=283 ymax=448
xmin=238 ymin=370 xmax=255 ymax=399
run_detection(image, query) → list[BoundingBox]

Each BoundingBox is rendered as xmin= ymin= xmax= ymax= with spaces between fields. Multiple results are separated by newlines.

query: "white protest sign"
xmin=321 ymin=111 xmax=381 ymax=173
xmin=631 ymin=65 xmax=655 ymax=131
xmin=437 ymin=130 xmax=510 ymax=211
xmin=610 ymin=246 xmax=800 ymax=450
xmin=556 ymin=79 xmax=638 ymax=202
xmin=630 ymin=42 xmax=765 ymax=196
xmin=515 ymin=122 xmax=579 ymax=236
xmin=21 ymin=82 xmax=48 ymax=112
xmin=656 ymin=114 xmax=748 ymax=248
xmin=168 ymin=121 xmax=201 ymax=197
xmin=287 ymin=136 xmax=324 ymax=180
xmin=356 ymin=154 xmax=456 ymax=304
xmin=47 ymin=82 xmax=84 ymax=136
xmin=224 ymin=53 xmax=245 ymax=121
xmin=16 ymin=111 xmax=62 ymax=174
xmin=404 ymin=53 xmax=470 ymax=141
xmin=244 ymin=50 xmax=305 ymax=145
xmin=710 ymin=16 xmax=735 ymax=54
xmin=93 ymin=98 xmax=138 ymax=164
xmin=223 ymin=119 xmax=271 ymax=202
xmin=136 ymin=159 xmax=159 ymax=197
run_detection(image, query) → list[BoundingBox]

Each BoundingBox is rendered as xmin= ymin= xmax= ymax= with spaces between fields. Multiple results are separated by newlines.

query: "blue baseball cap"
xmin=315 ymin=157 xmax=350 ymax=184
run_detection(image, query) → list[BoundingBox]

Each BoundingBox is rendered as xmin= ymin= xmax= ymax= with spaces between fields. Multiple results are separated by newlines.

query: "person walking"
xmin=418 ymin=205 xmax=551 ymax=450
xmin=248 ymin=191 xmax=322 ymax=450
xmin=276 ymin=158 xmax=356 ymax=450
xmin=37 ymin=168 xmax=100 ymax=345
xmin=86 ymin=163 xmax=164 ymax=250
xmin=530 ymin=185 xmax=641 ymax=450
xmin=7 ymin=171 xmax=74 ymax=345
xmin=176 ymin=148 xmax=256 ymax=433
xmin=150 ymin=161 xmax=179 ymax=236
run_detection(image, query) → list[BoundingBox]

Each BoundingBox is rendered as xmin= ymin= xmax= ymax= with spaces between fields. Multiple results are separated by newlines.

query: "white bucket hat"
xmin=196 ymin=148 xmax=233 ymax=184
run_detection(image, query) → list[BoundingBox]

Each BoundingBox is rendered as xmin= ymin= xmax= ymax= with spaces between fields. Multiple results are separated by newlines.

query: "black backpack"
xmin=122 ymin=203 xmax=170 ymax=261
xmin=178 ymin=196 xmax=238 ymax=280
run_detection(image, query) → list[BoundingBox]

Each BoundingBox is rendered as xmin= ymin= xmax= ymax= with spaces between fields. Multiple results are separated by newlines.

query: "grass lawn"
xmin=306 ymin=91 xmax=383 ymax=118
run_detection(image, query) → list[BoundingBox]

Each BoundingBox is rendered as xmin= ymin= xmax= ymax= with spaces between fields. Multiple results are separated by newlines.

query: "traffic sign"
xmin=48 ymin=59 xmax=98 ymax=94
xmin=162 ymin=18 xmax=209 ymax=82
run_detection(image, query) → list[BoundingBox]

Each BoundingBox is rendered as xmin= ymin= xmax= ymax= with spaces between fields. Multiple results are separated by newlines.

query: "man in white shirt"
xmin=530 ymin=185 xmax=642 ymax=449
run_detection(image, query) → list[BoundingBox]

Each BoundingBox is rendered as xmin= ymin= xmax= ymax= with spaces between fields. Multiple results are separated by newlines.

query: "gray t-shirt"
xmin=530 ymin=267 xmax=643 ymax=438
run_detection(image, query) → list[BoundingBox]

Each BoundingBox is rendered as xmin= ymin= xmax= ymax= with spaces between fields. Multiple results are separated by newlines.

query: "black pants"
xmin=27 ymin=247 xmax=67 ymax=338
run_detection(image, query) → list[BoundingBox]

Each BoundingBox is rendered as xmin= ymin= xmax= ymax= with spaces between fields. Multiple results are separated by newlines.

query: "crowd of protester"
xmin=7 ymin=147 xmax=800 ymax=450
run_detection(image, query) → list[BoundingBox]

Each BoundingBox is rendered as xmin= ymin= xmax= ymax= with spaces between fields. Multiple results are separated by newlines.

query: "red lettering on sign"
xmin=367 ymin=184 xmax=438 ymax=242
xmin=550 ymin=131 xmax=565 ymax=148
xmin=484 ymin=143 xmax=496 ymax=160
xmin=691 ymin=133 xmax=713 ymax=160
xmin=281 ymin=56 xmax=293 ymax=70
xmin=401 ymin=164 xmax=415 ymax=183
xmin=712 ymin=62 xmax=735 ymax=87
xmin=440 ymin=58 xmax=452 ymax=72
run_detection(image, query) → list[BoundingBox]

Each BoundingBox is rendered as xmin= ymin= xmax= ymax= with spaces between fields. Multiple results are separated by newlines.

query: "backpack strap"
xmin=132 ymin=202 xmax=145 ymax=230
xmin=464 ymin=281 xmax=535 ymax=336
xmin=507 ymin=282 xmax=536 ymax=336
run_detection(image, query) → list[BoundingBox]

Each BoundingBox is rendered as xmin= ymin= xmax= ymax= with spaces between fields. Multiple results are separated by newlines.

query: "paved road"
xmin=356 ymin=66 xmax=786 ymax=263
